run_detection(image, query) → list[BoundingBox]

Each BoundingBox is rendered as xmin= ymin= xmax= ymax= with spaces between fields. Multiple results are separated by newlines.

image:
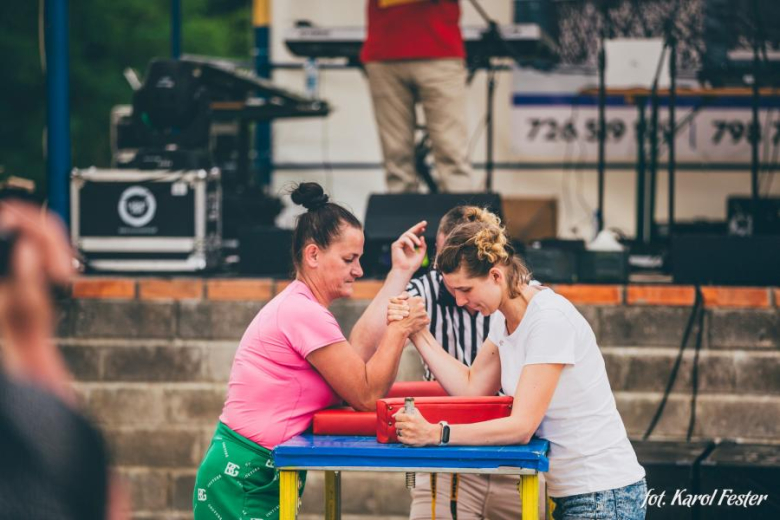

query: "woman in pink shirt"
xmin=193 ymin=182 xmax=429 ymax=520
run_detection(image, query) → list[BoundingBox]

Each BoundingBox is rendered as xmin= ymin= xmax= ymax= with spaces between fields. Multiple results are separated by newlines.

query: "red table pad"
xmin=376 ymin=396 xmax=514 ymax=443
xmin=385 ymin=381 xmax=448 ymax=398
xmin=312 ymin=408 xmax=376 ymax=436
xmin=312 ymin=381 xmax=449 ymax=436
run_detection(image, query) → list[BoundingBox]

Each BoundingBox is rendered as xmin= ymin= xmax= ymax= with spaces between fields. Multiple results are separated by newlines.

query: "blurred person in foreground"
xmin=0 ymin=192 xmax=125 ymax=520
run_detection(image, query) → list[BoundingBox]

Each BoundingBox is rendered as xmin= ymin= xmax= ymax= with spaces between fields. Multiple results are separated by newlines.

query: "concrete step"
xmin=595 ymin=306 xmax=779 ymax=349
xmin=116 ymin=467 xmax=195 ymax=519
xmin=57 ymin=299 xmax=780 ymax=350
xmin=602 ymin=347 xmax=780 ymax=395
xmin=59 ymin=339 xmax=425 ymax=383
xmin=616 ymin=392 xmax=780 ymax=441
xmin=56 ymin=298 xmax=371 ymax=342
xmin=74 ymin=382 xmax=780 ymax=443
xmin=91 ymin=388 xmax=779 ymax=467
xmin=116 ymin=466 xmax=411 ymax=518
xmin=63 ymin=340 xmax=780 ymax=396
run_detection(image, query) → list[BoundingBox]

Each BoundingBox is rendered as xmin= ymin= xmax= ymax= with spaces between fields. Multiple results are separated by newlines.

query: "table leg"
xmin=280 ymin=470 xmax=299 ymax=520
xmin=325 ymin=470 xmax=341 ymax=520
xmin=547 ymin=494 xmax=555 ymax=520
xmin=521 ymin=474 xmax=539 ymax=519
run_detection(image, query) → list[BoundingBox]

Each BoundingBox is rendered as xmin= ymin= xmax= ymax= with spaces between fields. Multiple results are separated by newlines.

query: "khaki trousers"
xmin=409 ymin=473 xmax=547 ymax=520
xmin=365 ymin=59 xmax=475 ymax=193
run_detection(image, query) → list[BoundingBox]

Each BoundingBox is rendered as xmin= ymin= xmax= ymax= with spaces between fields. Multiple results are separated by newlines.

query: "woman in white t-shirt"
xmin=391 ymin=207 xmax=646 ymax=520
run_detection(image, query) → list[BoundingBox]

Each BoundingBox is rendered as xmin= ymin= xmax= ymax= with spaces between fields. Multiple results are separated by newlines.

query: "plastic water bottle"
xmin=304 ymin=58 xmax=318 ymax=99
xmin=403 ymin=397 xmax=416 ymax=488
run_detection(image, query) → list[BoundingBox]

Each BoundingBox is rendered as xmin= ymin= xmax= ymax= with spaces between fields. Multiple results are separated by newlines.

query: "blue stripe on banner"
xmin=512 ymin=94 xmax=780 ymax=109
xmin=513 ymin=95 xmax=628 ymax=107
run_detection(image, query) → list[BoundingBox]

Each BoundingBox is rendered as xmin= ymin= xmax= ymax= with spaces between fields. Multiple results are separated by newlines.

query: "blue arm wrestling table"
xmin=273 ymin=434 xmax=550 ymax=519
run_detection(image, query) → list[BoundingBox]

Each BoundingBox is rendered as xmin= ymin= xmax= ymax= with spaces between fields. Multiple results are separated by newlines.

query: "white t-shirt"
xmin=488 ymin=288 xmax=645 ymax=497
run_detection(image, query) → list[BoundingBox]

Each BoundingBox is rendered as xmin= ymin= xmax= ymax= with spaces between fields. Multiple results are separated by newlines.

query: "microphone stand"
xmin=749 ymin=0 xmax=764 ymax=212
xmin=667 ymin=16 xmax=678 ymax=238
xmin=466 ymin=0 xmax=543 ymax=192
xmin=644 ymin=1 xmax=682 ymax=245
xmin=473 ymin=19 xmax=501 ymax=192
xmin=596 ymin=0 xmax=610 ymax=233
xmin=646 ymin=35 xmax=668 ymax=245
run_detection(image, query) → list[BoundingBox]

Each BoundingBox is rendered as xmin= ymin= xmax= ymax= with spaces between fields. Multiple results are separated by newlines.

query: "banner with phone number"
xmin=510 ymin=85 xmax=780 ymax=166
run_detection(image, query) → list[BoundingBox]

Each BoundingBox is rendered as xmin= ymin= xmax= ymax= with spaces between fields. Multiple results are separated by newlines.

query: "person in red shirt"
xmin=362 ymin=0 xmax=476 ymax=193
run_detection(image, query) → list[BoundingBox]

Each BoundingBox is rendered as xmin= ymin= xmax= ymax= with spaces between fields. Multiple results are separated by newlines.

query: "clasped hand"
xmin=387 ymin=292 xmax=429 ymax=336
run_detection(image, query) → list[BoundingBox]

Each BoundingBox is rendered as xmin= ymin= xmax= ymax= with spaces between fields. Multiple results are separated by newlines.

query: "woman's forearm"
xmin=308 ymin=325 xmax=412 ymax=412
xmin=409 ymin=329 xmax=474 ymax=395
xmin=403 ymin=413 xmax=536 ymax=447
xmin=445 ymin=364 xmax=562 ymax=445
xmin=349 ymin=269 xmax=414 ymax=361
xmin=448 ymin=415 xmax=536 ymax=446
xmin=356 ymin=324 xmax=409 ymax=409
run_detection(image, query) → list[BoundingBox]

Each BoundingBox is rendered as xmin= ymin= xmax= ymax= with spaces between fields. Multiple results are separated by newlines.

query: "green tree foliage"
xmin=0 ymin=0 xmax=250 ymax=194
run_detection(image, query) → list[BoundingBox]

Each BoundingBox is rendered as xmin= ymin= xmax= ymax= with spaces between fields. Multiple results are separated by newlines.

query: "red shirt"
xmin=361 ymin=0 xmax=465 ymax=63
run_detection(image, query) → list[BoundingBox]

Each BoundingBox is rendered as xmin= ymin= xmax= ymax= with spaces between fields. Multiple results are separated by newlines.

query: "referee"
xmin=405 ymin=208 xmax=491 ymax=382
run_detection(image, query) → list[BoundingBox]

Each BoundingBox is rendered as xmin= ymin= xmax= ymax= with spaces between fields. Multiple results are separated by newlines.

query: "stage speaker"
xmin=699 ymin=442 xmax=780 ymax=519
xmin=363 ymin=193 xmax=502 ymax=277
xmin=523 ymin=248 xmax=578 ymax=284
xmin=238 ymin=225 xmax=293 ymax=277
xmin=727 ymin=197 xmax=780 ymax=236
xmin=522 ymin=239 xmax=583 ymax=284
xmin=631 ymin=440 xmax=714 ymax=520
xmin=671 ymin=235 xmax=780 ymax=285
xmin=579 ymin=251 xmax=629 ymax=283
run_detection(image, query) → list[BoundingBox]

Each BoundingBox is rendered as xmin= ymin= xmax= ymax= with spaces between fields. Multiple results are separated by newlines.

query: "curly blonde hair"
xmin=436 ymin=207 xmax=531 ymax=298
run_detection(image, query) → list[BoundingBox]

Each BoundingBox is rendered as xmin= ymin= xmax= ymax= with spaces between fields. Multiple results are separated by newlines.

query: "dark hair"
xmin=289 ymin=182 xmax=362 ymax=272
xmin=438 ymin=205 xmax=469 ymax=238
xmin=437 ymin=207 xmax=531 ymax=299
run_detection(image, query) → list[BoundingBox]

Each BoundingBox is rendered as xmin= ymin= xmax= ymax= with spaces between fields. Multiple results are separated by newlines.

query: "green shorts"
xmin=193 ymin=422 xmax=306 ymax=520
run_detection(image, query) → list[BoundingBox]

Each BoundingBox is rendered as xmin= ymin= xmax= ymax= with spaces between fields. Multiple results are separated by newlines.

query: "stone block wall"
xmin=54 ymin=278 xmax=779 ymax=519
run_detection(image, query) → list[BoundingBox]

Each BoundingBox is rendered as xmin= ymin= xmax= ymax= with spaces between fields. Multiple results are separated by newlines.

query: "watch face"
xmin=441 ymin=424 xmax=450 ymax=445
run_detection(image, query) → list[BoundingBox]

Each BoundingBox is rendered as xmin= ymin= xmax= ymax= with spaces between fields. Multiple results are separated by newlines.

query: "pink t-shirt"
xmin=219 ymin=280 xmax=346 ymax=449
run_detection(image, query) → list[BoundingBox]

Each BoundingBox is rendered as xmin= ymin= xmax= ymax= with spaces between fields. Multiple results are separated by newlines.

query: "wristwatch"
xmin=439 ymin=421 xmax=450 ymax=446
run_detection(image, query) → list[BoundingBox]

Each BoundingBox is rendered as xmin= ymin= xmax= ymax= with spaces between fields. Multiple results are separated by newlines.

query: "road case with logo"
xmin=70 ymin=168 xmax=222 ymax=272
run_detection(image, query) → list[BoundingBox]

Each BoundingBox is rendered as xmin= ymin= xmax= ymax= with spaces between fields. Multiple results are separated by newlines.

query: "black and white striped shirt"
xmin=406 ymin=270 xmax=492 ymax=380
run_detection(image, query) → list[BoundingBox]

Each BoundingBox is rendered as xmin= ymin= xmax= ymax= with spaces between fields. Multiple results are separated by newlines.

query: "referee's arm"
xmin=349 ymin=222 xmax=428 ymax=360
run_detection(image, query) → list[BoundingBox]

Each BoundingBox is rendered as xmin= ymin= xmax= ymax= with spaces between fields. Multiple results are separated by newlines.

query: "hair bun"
xmin=290 ymin=182 xmax=329 ymax=211
xmin=463 ymin=206 xmax=502 ymax=228
xmin=461 ymin=206 xmax=509 ymax=264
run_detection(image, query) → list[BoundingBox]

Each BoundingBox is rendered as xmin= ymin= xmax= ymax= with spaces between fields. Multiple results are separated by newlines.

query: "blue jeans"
xmin=551 ymin=479 xmax=647 ymax=520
